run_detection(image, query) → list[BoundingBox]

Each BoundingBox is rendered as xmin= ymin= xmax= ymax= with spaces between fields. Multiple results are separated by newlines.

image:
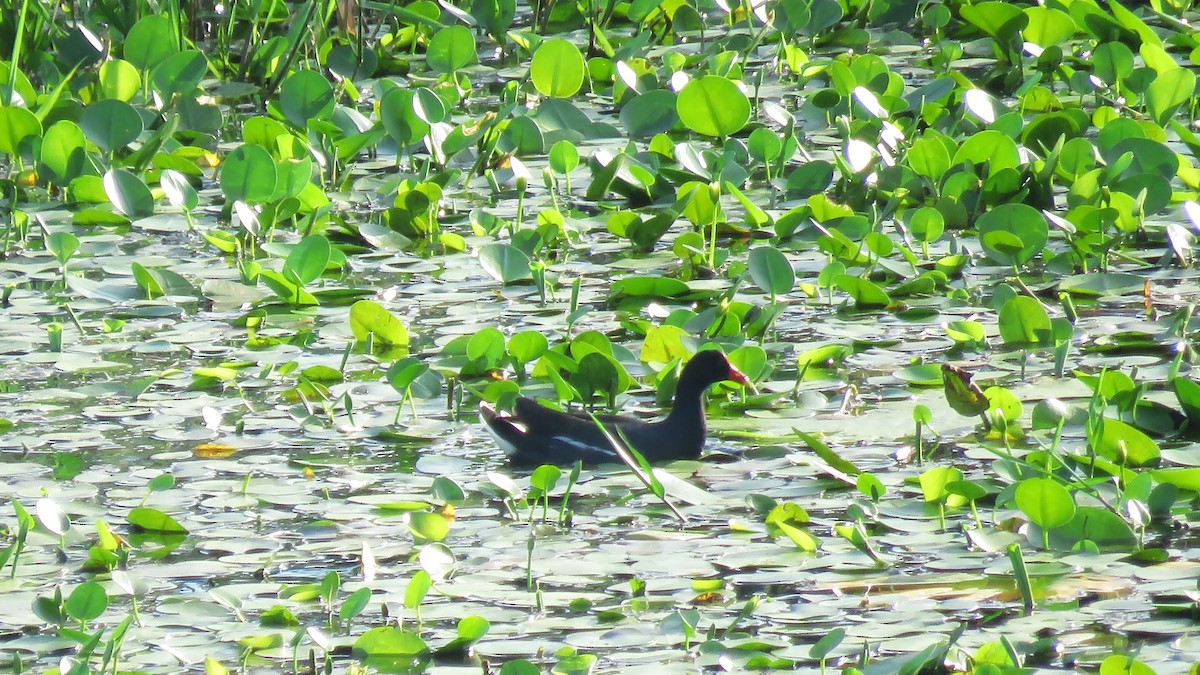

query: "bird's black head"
xmin=683 ymin=350 xmax=750 ymax=388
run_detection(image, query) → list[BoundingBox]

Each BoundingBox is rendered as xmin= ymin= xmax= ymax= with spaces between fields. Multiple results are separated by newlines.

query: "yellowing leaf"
xmin=193 ymin=443 xmax=236 ymax=458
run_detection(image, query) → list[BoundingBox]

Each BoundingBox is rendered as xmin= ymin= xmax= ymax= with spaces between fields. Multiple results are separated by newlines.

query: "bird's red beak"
xmin=727 ymin=364 xmax=751 ymax=386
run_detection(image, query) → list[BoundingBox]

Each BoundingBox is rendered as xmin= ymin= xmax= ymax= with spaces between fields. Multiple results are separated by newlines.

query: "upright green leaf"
xmin=98 ymin=59 xmax=141 ymax=101
xmin=1147 ymin=67 xmax=1196 ymax=126
xmin=151 ymin=51 xmax=208 ymax=100
xmin=46 ymin=231 xmax=80 ymax=266
xmin=747 ymin=246 xmax=795 ymax=298
xmin=427 ymin=25 xmax=478 ymax=74
xmin=124 ymin=15 xmax=178 ymax=70
xmin=998 ymin=296 xmax=1053 ymax=345
xmin=349 ymin=300 xmax=410 ymax=348
xmin=80 ymin=100 xmax=144 ymax=154
xmin=284 ymin=234 xmax=332 ymax=285
xmin=1015 ymin=477 xmax=1075 ymax=530
xmin=977 ymin=203 xmax=1049 ymax=266
xmin=279 ymin=70 xmax=335 ymax=127
xmin=531 ymin=39 xmax=585 ymax=98
xmin=380 ymin=88 xmax=430 ymax=146
xmin=620 ymin=90 xmax=679 ymax=138
xmin=103 ymin=168 xmax=155 ymax=219
xmin=65 ymin=582 xmax=108 ymax=623
xmin=1022 ymin=7 xmax=1076 ymax=47
xmin=479 ymin=244 xmax=532 ymax=284
xmin=220 ymin=145 xmax=277 ymax=204
xmin=677 ymin=76 xmax=750 ymax=138
xmin=40 ymin=120 xmax=87 ymax=184
xmin=0 ymin=106 xmax=41 ymax=155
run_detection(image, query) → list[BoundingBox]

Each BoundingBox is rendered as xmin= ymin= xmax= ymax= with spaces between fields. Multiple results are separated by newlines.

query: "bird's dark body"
xmin=480 ymin=350 xmax=747 ymax=466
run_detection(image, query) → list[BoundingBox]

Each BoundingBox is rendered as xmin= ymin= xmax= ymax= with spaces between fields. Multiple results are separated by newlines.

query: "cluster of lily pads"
xmin=4 ymin=0 xmax=1200 ymax=672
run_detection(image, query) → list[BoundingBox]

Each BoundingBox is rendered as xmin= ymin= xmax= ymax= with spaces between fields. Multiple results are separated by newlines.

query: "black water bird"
xmin=480 ymin=350 xmax=749 ymax=466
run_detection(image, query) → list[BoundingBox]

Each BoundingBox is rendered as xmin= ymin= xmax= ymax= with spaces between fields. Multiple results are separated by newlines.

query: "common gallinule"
xmin=480 ymin=349 xmax=749 ymax=466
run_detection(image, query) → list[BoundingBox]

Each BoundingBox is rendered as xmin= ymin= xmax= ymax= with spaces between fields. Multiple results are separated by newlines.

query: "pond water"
xmin=4 ymin=3 xmax=1200 ymax=674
